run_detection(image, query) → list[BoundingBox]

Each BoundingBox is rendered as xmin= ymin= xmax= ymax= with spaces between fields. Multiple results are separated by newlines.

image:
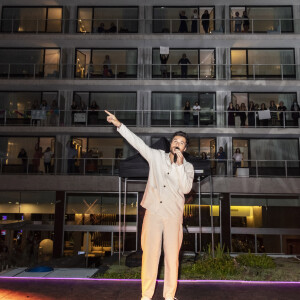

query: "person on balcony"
xmin=183 ymin=101 xmax=191 ymax=125
xmin=191 ymin=9 xmax=199 ymax=33
xmin=233 ymin=148 xmax=243 ymax=175
xmin=278 ymin=101 xmax=287 ymax=127
xmin=178 ymin=53 xmax=191 ymax=78
xmin=160 ymin=54 xmax=169 ymax=78
xmin=18 ymin=148 xmax=28 ymax=173
xmin=201 ymin=10 xmax=210 ymax=33
xmin=192 ymin=101 xmax=201 ymax=126
xmin=105 ymin=110 xmax=194 ymax=300
xmin=178 ymin=11 xmax=188 ymax=33
xmin=248 ymin=101 xmax=255 ymax=127
xmin=269 ymin=101 xmax=278 ymax=126
xmin=291 ymin=100 xmax=300 ymax=127
xmin=234 ymin=12 xmax=242 ymax=32
xmin=227 ymin=102 xmax=235 ymax=127
xmin=242 ymin=11 xmax=250 ymax=33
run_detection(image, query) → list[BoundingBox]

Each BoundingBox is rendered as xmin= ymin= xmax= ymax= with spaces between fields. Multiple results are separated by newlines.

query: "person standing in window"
xmin=160 ymin=54 xmax=169 ymax=78
xmin=191 ymin=9 xmax=199 ymax=33
xmin=234 ymin=12 xmax=242 ymax=32
xmin=183 ymin=101 xmax=191 ymax=125
xmin=227 ymin=102 xmax=235 ymax=127
xmin=178 ymin=53 xmax=191 ymax=78
xmin=192 ymin=101 xmax=201 ymax=126
xmin=201 ymin=10 xmax=210 ymax=33
xmin=43 ymin=147 xmax=54 ymax=174
xmin=242 ymin=11 xmax=249 ymax=33
xmin=269 ymin=101 xmax=278 ymax=126
xmin=240 ymin=103 xmax=247 ymax=127
xmin=248 ymin=101 xmax=255 ymax=127
xmin=233 ymin=148 xmax=243 ymax=175
xmin=18 ymin=148 xmax=28 ymax=173
xmin=291 ymin=100 xmax=300 ymax=127
xmin=235 ymin=103 xmax=241 ymax=127
xmin=260 ymin=103 xmax=268 ymax=127
xmin=216 ymin=146 xmax=226 ymax=175
xmin=278 ymin=101 xmax=287 ymax=127
xmin=178 ymin=11 xmax=188 ymax=33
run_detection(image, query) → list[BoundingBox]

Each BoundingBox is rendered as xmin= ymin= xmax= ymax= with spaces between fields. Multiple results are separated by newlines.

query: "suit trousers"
xmin=141 ymin=210 xmax=183 ymax=299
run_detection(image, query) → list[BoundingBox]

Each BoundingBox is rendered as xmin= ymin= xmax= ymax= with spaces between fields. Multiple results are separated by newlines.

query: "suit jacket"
xmin=117 ymin=124 xmax=194 ymax=222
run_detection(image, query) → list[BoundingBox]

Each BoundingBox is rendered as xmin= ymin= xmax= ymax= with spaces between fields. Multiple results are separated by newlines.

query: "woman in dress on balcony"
xmin=269 ymin=101 xmax=278 ymax=126
xmin=191 ymin=9 xmax=199 ymax=33
xmin=240 ymin=103 xmax=247 ymax=127
xmin=278 ymin=101 xmax=287 ymax=127
xmin=178 ymin=11 xmax=188 ymax=33
xmin=183 ymin=101 xmax=191 ymax=125
xmin=227 ymin=102 xmax=235 ymax=127
xmin=201 ymin=10 xmax=210 ymax=33
xmin=248 ymin=101 xmax=255 ymax=127
xmin=291 ymin=100 xmax=300 ymax=127
xmin=233 ymin=148 xmax=243 ymax=175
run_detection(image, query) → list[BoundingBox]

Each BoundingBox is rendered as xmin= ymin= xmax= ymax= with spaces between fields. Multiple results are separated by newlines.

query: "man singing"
xmin=105 ymin=110 xmax=194 ymax=300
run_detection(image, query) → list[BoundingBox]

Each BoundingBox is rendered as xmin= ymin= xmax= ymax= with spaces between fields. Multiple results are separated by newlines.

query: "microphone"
xmin=174 ymin=147 xmax=179 ymax=163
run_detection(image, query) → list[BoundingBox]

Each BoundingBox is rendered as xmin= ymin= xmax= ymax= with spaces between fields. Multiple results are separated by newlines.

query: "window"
xmin=75 ymin=49 xmax=138 ymax=79
xmin=77 ymin=7 xmax=139 ymax=33
xmin=0 ymin=48 xmax=60 ymax=78
xmin=1 ymin=7 xmax=62 ymax=33
xmin=231 ymin=49 xmax=295 ymax=79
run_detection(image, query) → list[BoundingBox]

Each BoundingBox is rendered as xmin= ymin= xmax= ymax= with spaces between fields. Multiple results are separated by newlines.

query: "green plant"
xmin=236 ymin=252 xmax=276 ymax=269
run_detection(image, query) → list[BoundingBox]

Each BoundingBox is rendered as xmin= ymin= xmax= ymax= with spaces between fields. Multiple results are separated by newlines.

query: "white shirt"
xmin=117 ymin=124 xmax=194 ymax=223
xmin=192 ymin=105 xmax=201 ymax=116
xmin=233 ymin=153 xmax=243 ymax=162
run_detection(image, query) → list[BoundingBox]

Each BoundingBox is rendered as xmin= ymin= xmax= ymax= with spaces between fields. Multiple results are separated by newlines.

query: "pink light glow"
xmin=0 ymin=277 xmax=299 ymax=284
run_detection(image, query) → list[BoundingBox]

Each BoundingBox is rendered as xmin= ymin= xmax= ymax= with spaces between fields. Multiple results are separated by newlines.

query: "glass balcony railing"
xmin=0 ymin=110 xmax=299 ymax=128
xmin=0 ymin=157 xmax=299 ymax=178
xmin=0 ymin=63 xmax=298 ymax=80
xmin=0 ymin=18 xmax=299 ymax=34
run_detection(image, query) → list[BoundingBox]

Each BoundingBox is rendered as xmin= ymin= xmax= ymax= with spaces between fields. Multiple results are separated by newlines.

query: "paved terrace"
xmin=0 ymin=273 xmax=300 ymax=300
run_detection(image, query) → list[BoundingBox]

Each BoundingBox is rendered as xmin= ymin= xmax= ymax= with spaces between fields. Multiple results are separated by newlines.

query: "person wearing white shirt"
xmin=105 ymin=110 xmax=194 ymax=300
xmin=192 ymin=101 xmax=201 ymax=126
xmin=233 ymin=148 xmax=243 ymax=175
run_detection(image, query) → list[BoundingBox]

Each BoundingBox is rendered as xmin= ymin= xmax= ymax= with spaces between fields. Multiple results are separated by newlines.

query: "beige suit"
xmin=117 ymin=124 xmax=194 ymax=299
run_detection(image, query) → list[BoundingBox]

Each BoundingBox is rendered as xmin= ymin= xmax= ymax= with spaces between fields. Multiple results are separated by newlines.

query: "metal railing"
xmin=0 ymin=18 xmax=298 ymax=34
xmin=0 ymin=63 xmax=298 ymax=80
xmin=0 ymin=109 xmax=299 ymax=128
xmin=0 ymin=157 xmax=299 ymax=178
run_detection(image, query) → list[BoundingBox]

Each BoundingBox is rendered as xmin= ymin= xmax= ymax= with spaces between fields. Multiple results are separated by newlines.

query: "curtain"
xmin=280 ymin=50 xmax=295 ymax=76
xmin=250 ymin=139 xmax=298 ymax=167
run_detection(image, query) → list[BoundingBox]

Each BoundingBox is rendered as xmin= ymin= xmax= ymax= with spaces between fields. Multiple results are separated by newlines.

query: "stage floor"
xmin=0 ymin=278 xmax=300 ymax=299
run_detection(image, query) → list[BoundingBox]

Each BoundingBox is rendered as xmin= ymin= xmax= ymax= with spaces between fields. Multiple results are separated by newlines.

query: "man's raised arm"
xmin=105 ymin=110 xmax=153 ymax=162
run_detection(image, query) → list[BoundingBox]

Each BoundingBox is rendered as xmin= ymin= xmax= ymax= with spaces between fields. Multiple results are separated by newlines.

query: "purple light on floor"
xmin=0 ymin=277 xmax=299 ymax=285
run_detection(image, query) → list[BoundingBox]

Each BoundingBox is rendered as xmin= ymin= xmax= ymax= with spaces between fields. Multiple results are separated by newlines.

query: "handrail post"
xmin=36 ymin=19 xmax=39 ymax=34
xmin=169 ymin=110 xmax=172 ymax=127
xmin=170 ymin=19 xmax=172 ymax=34
xmin=8 ymin=63 xmax=10 ymax=79
xmin=281 ymin=64 xmax=284 ymax=80
xmin=115 ymin=64 xmax=118 ymax=79
xmin=33 ymin=63 xmax=36 ymax=79
xmin=283 ymin=111 xmax=286 ymax=128
xmin=85 ymin=108 xmax=88 ymax=126
xmin=116 ymin=19 xmax=119 ymax=33
xmin=1 ymin=158 xmax=2 ymax=174
xmin=254 ymin=111 xmax=257 ymax=128
xmin=83 ymin=158 xmax=85 ymax=175
xmin=4 ymin=110 xmax=6 ymax=126
xmin=253 ymin=64 xmax=255 ymax=80
xmin=285 ymin=160 xmax=288 ymax=178
xmin=198 ymin=111 xmax=200 ymax=127
xmin=112 ymin=159 xmax=114 ymax=176
xmin=170 ymin=64 xmax=172 ymax=80
xmin=255 ymin=160 xmax=258 ymax=178
xmin=11 ymin=18 xmax=14 ymax=33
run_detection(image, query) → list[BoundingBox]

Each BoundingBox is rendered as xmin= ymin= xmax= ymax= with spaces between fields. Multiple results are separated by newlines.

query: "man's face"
xmin=170 ymin=135 xmax=187 ymax=155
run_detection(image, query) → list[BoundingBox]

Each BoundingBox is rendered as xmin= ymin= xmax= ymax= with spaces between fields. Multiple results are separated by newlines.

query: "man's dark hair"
xmin=171 ymin=131 xmax=190 ymax=146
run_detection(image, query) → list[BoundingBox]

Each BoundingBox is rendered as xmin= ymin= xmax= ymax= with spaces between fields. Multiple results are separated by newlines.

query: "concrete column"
xmin=138 ymin=6 xmax=145 ymax=34
xmin=216 ymin=91 xmax=231 ymax=127
xmin=214 ymin=5 xmax=225 ymax=33
xmin=293 ymin=5 xmax=300 ymax=34
xmin=65 ymin=5 xmax=77 ymax=34
xmin=144 ymin=6 xmax=152 ymax=34
xmin=56 ymin=135 xmax=70 ymax=174
xmin=216 ymin=48 xmax=226 ymax=80
xmin=220 ymin=193 xmax=231 ymax=251
xmin=223 ymin=5 xmax=230 ymax=34
xmin=53 ymin=191 xmax=65 ymax=258
xmin=61 ymin=48 xmax=75 ymax=80
xmin=225 ymin=48 xmax=231 ymax=79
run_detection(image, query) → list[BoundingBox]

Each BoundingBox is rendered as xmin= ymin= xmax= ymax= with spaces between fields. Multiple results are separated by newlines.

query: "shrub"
xmin=236 ymin=252 xmax=276 ymax=269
